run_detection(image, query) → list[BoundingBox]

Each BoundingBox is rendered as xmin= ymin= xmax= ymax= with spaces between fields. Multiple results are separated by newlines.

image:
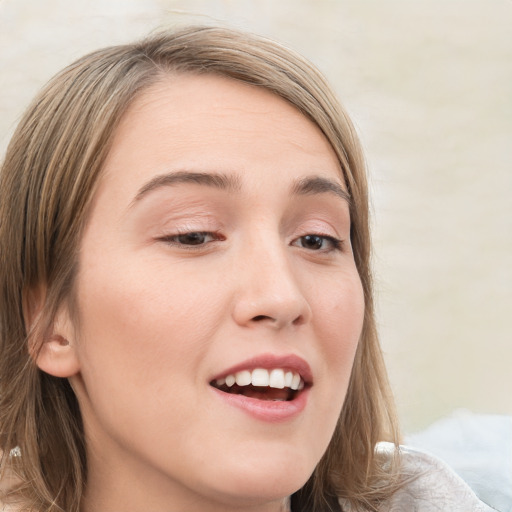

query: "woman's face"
xmin=65 ymin=75 xmax=364 ymax=511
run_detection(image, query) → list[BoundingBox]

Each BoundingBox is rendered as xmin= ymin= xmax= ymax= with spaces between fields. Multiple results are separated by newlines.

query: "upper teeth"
xmin=216 ymin=368 xmax=304 ymax=390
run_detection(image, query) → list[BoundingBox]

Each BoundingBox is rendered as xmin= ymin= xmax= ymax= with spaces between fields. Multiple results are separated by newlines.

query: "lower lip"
xmin=210 ymin=386 xmax=310 ymax=422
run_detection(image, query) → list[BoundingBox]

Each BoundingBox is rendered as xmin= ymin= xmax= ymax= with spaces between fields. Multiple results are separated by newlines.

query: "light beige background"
xmin=1 ymin=0 xmax=510 ymax=433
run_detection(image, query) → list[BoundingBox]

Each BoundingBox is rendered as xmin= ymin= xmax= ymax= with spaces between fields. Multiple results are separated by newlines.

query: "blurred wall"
xmin=1 ymin=0 xmax=510 ymax=433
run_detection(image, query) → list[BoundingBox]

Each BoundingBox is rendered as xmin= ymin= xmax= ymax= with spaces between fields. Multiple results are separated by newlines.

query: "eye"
xmin=293 ymin=234 xmax=342 ymax=252
xmin=159 ymin=231 xmax=223 ymax=247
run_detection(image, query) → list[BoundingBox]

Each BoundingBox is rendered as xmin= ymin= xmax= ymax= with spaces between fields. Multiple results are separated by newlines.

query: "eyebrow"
xmin=130 ymin=171 xmax=350 ymax=207
xmin=291 ymin=176 xmax=351 ymax=205
xmin=131 ymin=171 xmax=242 ymax=206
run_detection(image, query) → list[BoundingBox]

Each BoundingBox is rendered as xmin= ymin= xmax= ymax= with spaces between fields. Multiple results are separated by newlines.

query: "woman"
xmin=0 ymin=26 xmax=491 ymax=512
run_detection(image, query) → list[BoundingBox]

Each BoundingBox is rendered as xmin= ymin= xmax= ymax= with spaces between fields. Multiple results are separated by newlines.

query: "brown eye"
xmin=294 ymin=234 xmax=342 ymax=252
xmin=300 ymin=235 xmax=324 ymax=250
xmin=176 ymin=232 xmax=209 ymax=245
xmin=160 ymin=231 xmax=222 ymax=247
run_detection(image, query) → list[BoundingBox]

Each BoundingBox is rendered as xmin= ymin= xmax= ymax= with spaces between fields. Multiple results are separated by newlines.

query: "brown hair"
xmin=0 ymin=26 xmax=400 ymax=512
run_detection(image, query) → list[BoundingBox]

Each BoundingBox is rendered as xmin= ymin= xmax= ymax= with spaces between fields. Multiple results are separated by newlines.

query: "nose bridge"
xmin=232 ymin=227 xmax=311 ymax=328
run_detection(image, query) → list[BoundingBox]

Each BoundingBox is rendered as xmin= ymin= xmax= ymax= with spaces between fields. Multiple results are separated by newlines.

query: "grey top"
xmin=406 ymin=412 xmax=512 ymax=512
xmin=339 ymin=443 xmax=497 ymax=512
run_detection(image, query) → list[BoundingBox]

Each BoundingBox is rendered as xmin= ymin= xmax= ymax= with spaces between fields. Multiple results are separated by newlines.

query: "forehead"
xmin=100 ymin=73 xmax=344 ymax=199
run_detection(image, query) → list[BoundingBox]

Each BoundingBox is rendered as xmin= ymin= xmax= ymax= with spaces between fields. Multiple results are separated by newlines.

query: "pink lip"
xmin=210 ymin=385 xmax=310 ymax=423
xmin=209 ymin=353 xmax=313 ymax=423
xmin=210 ymin=353 xmax=313 ymax=384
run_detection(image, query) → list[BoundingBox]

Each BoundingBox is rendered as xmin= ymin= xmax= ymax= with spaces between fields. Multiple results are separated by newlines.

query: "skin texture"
xmin=37 ymin=75 xmax=365 ymax=512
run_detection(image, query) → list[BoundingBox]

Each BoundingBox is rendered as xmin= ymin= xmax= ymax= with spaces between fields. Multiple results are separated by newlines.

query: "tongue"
xmin=234 ymin=385 xmax=292 ymax=401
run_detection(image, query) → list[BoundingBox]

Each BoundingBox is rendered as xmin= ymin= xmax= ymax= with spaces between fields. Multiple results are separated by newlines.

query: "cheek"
xmin=318 ymin=269 xmax=364 ymax=349
xmin=312 ymin=269 xmax=365 ymax=392
xmin=73 ymin=256 xmax=224 ymax=399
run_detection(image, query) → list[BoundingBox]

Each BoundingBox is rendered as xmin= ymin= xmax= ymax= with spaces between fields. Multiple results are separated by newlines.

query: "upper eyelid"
xmin=159 ymin=230 xmax=222 ymax=240
xmin=157 ymin=226 xmax=344 ymax=238
xmin=292 ymin=233 xmax=343 ymax=249
xmin=290 ymin=225 xmax=345 ymax=243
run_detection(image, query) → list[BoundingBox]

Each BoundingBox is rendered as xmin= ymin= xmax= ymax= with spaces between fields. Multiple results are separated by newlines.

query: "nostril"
xmin=250 ymin=313 xmax=305 ymax=327
xmin=252 ymin=315 xmax=273 ymax=322
xmin=292 ymin=314 xmax=306 ymax=326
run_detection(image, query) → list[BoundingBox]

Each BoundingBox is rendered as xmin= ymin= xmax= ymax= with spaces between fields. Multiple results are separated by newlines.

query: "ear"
xmin=35 ymin=330 xmax=81 ymax=378
xmin=25 ymin=286 xmax=81 ymax=378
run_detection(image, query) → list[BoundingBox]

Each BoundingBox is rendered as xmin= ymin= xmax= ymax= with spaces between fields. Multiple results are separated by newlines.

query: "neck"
xmin=82 ymin=443 xmax=292 ymax=512
xmin=82 ymin=487 xmax=291 ymax=512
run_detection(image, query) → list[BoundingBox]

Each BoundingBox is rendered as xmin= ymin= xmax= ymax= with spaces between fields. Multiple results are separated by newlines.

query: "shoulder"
xmin=339 ymin=443 xmax=497 ymax=512
xmin=406 ymin=412 xmax=512 ymax=512
xmin=387 ymin=444 xmax=496 ymax=511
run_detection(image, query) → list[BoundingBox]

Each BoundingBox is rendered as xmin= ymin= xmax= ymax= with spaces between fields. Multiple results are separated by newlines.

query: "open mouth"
xmin=210 ymin=368 xmax=306 ymax=402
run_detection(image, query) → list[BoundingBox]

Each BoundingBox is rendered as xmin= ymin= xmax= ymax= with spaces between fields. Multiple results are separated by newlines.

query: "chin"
xmin=200 ymin=453 xmax=314 ymax=506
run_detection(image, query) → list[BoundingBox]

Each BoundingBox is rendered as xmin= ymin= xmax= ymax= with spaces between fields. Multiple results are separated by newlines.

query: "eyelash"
xmin=158 ymin=231 xmax=343 ymax=253
xmin=158 ymin=231 xmax=225 ymax=248
xmin=292 ymin=234 xmax=343 ymax=252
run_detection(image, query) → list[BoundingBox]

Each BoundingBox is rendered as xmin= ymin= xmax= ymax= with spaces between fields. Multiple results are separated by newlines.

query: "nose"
xmin=231 ymin=234 xmax=312 ymax=330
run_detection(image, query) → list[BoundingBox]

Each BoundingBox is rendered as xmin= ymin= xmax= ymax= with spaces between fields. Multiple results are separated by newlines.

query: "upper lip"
xmin=210 ymin=353 xmax=313 ymax=385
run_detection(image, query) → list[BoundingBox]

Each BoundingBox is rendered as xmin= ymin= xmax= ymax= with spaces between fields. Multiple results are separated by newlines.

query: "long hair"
xmin=0 ymin=26 xmax=400 ymax=511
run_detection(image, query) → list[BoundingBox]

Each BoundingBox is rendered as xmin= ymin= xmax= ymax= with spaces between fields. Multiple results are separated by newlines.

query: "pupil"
xmin=178 ymin=232 xmax=205 ymax=245
xmin=303 ymin=235 xmax=322 ymax=249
